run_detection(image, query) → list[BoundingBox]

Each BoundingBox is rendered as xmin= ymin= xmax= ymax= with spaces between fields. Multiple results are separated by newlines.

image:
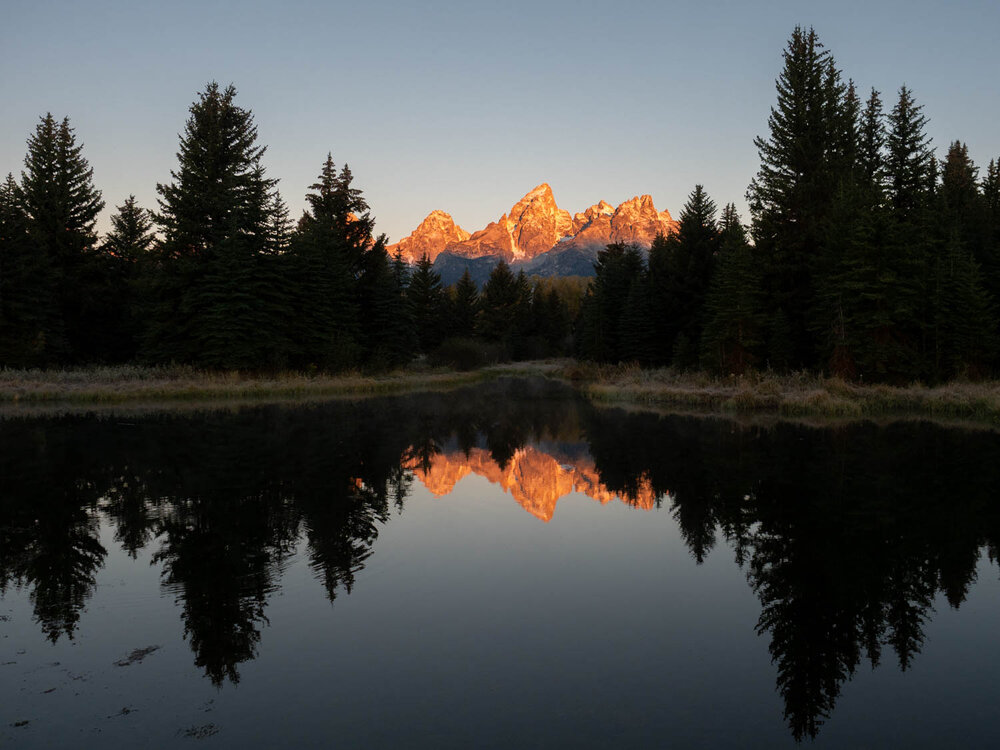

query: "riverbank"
xmin=563 ymin=362 xmax=1000 ymax=422
xmin=0 ymin=364 xmax=513 ymax=405
xmin=4 ymin=361 xmax=1000 ymax=424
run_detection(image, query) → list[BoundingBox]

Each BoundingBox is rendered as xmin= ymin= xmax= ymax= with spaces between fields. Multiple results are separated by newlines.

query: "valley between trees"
xmin=2 ymin=28 xmax=998 ymax=388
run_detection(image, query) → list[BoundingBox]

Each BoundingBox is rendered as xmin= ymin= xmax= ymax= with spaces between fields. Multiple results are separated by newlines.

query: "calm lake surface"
xmin=3 ymin=378 xmax=1000 ymax=748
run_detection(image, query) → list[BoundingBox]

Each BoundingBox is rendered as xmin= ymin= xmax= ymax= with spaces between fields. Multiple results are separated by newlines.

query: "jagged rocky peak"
xmin=573 ymin=200 xmax=615 ymax=228
xmin=387 ymin=209 xmax=470 ymax=263
xmin=506 ymin=183 xmax=575 ymax=258
xmin=398 ymin=183 xmax=679 ymax=279
xmin=609 ymin=194 xmax=677 ymax=245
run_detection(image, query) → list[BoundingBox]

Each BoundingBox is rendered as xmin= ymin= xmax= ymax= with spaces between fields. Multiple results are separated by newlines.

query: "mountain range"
xmin=387 ymin=183 xmax=678 ymax=284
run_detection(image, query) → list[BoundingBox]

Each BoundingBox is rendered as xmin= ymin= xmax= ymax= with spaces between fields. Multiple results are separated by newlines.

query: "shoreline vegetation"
xmin=5 ymin=360 xmax=1000 ymax=424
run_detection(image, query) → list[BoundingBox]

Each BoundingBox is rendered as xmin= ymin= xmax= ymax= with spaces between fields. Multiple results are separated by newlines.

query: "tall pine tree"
xmin=18 ymin=114 xmax=104 ymax=363
xmin=651 ymin=185 xmax=719 ymax=369
xmin=88 ymin=195 xmax=155 ymax=362
xmin=406 ymin=254 xmax=447 ymax=353
xmin=700 ymin=205 xmax=767 ymax=374
xmin=148 ymin=83 xmax=285 ymax=368
xmin=448 ymin=268 xmax=480 ymax=339
xmin=0 ymin=173 xmax=57 ymax=366
xmin=748 ymin=27 xmax=847 ymax=368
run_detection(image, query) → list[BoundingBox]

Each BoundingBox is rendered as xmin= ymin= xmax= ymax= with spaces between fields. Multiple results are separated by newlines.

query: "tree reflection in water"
xmin=2 ymin=378 xmax=1000 ymax=737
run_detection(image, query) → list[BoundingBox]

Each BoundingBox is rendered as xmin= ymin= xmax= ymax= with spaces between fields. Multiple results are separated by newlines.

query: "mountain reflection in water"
xmin=404 ymin=444 xmax=658 ymax=521
xmin=2 ymin=377 xmax=1000 ymax=743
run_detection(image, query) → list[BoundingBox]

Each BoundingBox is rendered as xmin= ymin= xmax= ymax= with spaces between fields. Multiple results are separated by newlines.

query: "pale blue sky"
xmin=2 ymin=0 xmax=997 ymax=241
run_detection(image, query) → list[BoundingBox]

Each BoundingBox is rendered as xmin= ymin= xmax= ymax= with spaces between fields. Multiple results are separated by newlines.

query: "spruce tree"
xmin=478 ymin=261 xmax=521 ymax=347
xmin=89 ymin=196 xmax=155 ymax=362
xmin=531 ymin=284 xmax=570 ymax=354
xmin=652 ymin=185 xmax=719 ymax=369
xmin=356 ymin=240 xmax=414 ymax=369
xmin=407 ymin=254 xmax=447 ymax=353
xmin=104 ymin=195 xmax=154 ymax=261
xmin=264 ymin=189 xmax=293 ymax=255
xmin=747 ymin=27 xmax=847 ymax=368
xmin=287 ymin=155 xmax=364 ymax=369
xmin=148 ymin=83 xmax=284 ymax=368
xmin=859 ymin=89 xmax=886 ymax=187
xmin=510 ymin=269 xmax=534 ymax=358
xmin=449 ymin=268 xmax=480 ymax=339
xmin=939 ymin=142 xmax=988 ymax=256
xmin=700 ymin=205 xmax=767 ymax=374
xmin=576 ymin=243 xmax=645 ymax=362
xmin=932 ymin=237 xmax=996 ymax=378
xmin=984 ymin=158 xmax=1000 ymax=307
xmin=885 ymin=86 xmax=932 ymax=220
xmin=883 ymin=85 xmax=934 ymax=378
xmin=0 ymin=174 xmax=58 ymax=366
xmin=618 ymin=276 xmax=656 ymax=365
xmin=18 ymin=114 xmax=104 ymax=363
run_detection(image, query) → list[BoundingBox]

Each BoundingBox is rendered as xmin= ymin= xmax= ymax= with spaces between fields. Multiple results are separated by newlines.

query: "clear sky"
xmin=2 ymin=0 xmax=998 ymax=242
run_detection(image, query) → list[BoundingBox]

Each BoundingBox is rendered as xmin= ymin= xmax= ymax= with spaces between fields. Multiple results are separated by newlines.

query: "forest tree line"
xmin=0 ymin=82 xmax=573 ymax=372
xmin=577 ymin=27 xmax=1000 ymax=383
xmin=1 ymin=28 xmax=999 ymax=382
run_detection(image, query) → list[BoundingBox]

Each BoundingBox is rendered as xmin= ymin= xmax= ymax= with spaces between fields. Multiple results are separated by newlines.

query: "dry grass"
xmin=7 ymin=360 xmax=1000 ymax=424
xmin=0 ymin=364 xmax=497 ymax=405
xmin=560 ymin=363 xmax=1000 ymax=423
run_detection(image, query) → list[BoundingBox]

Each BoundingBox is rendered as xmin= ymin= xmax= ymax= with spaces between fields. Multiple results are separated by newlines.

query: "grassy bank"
xmin=561 ymin=362 xmax=1000 ymax=422
xmin=0 ymin=364 xmax=509 ymax=405
xmin=5 ymin=361 xmax=1000 ymax=424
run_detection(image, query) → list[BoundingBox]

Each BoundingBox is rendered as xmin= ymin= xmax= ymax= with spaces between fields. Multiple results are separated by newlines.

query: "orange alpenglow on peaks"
xmin=402 ymin=445 xmax=659 ymax=522
xmin=386 ymin=209 xmax=471 ymax=264
xmin=387 ymin=183 xmax=678 ymax=265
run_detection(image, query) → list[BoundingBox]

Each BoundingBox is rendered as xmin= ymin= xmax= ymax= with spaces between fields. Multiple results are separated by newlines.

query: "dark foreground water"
xmin=3 ymin=378 xmax=1000 ymax=748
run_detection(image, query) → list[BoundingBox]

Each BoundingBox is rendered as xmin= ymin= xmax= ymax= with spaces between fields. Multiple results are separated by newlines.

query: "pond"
xmin=2 ymin=378 xmax=1000 ymax=748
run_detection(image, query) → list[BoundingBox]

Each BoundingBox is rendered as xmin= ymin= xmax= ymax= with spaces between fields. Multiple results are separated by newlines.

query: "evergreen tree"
xmin=449 ymin=268 xmax=480 ymax=339
xmin=885 ymin=86 xmax=932 ymax=221
xmin=859 ymin=89 xmax=886 ymax=187
xmin=0 ymin=173 xmax=57 ymax=366
xmin=931 ymin=237 xmax=996 ymax=378
xmin=147 ymin=83 xmax=284 ymax=368
xmin=984 ymin=158 xmax=1000 ymax=310
xmin=652 ymin=185 xmax=719 ymax=369
xmin=356 ymin=241 xmax=414 ymax=369
xmin=103 ymin=195 xmax=154 ymax=261
xmin=618 ymin=275 xmax=657 ymax=365
xmin=264 ymin=189 xmax=293 ymax=255
xmin=286 ymin=155 xmax=365 ymax=369
xmin=748 ymin=27 xmax=847 ymax=368
xmin=509 ymin=270 xmax=534 ymax=358
xmin=576 ymin=243 xmax=645 ymax=362
xmin=406 ymin=254 xmax=447 ymax=353
xmin=89 ymin=195 xmax=155 ymax=361
xmin=478 ymin=261 xmax=521 ymax=344
xmin=531 ymin=284 xmax=571 ymax=354
xmin=883 ymin=85 xmax=934 ymax=378
xmin=700 ymin=205 xmax=767 ymax=374
xmin=18 ymin=114 xmax=104 ymax=363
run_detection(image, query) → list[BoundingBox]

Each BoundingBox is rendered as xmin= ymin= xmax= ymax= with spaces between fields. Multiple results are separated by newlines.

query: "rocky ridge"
xmin=388 ymin=184 xmax=677 ymax=280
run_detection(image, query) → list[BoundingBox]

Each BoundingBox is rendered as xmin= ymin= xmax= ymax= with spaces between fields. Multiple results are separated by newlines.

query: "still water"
xmin=2 ymin=378 xmax=1000 ymax=748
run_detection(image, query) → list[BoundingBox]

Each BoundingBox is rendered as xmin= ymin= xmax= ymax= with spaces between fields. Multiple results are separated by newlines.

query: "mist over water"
xmin=3 ymin=379 xmax=1000 ymax=748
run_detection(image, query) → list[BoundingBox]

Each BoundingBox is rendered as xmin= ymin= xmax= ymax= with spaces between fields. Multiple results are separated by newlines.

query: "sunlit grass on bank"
xmin=561 ymin=361 xmax=1000 ymax=422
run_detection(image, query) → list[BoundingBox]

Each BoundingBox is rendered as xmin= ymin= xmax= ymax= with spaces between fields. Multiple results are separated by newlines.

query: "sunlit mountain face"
xmin=4 ymin=379 xmax=1000 ymax=746
xmin=387 ymin=183 xmax=679 ymax=283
